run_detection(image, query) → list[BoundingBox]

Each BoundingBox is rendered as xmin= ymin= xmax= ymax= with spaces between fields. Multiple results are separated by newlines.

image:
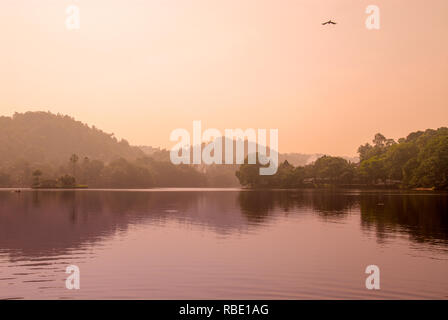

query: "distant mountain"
xmin=0 ymin=112 xmax=144 ymax=166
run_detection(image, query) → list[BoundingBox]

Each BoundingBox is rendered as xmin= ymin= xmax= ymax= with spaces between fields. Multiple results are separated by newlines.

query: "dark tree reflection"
xmin=0 ymin=190 xmax=447 ymax=261
xmin=360 ymin=192 xmax=448 ymax=245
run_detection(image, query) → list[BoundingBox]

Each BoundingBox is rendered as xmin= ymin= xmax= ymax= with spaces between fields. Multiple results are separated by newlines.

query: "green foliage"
xmin=408 ymin=134 xmax=448 ymax=189
xmin=357 ymin=127 xmax=448 ymax=189
xmin=358 ymin=155 xmax=386 ymax=184
xmin=236 ymin=127 xmax=448 ymax=190
xmin=312 ymin=156 xmax=355 ymax=184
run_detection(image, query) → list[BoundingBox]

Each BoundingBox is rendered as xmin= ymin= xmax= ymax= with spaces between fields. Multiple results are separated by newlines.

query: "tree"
xmin=373 ymin=133 xmax=387 ymax=148
xmin=408 ymin=134 xmax=448 ymax=189
xmin=357 ymin=128 xmax=448 ymax=189
xmin=313 ymin=156 xmax=355 ymax=185
xmin=382 ymin=142 xmax=417 ymax=180
xmin=276 ymin=160 xmax=296 ymax=188
xmin=358 ymin=155 xmax=386 ymax=184
xmin=235 ymin=154 xmax=271 ymax=188
xmin=358 ymin=143 xmax=373 ymax=162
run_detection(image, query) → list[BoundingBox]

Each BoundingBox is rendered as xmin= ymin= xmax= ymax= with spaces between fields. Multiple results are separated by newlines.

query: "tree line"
xmin=0 ymin=112 xmax=240 ymax=188
xmin=2 ymin=154 xmax=209 ymax=188
xmin=236 ymin=127 xmax=448 ymax=190
xmin=0 ymin=112 xmax=446 ymax=189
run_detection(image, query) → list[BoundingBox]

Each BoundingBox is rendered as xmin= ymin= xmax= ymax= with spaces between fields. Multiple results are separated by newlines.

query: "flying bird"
xmin=322 ymin=20 xmax=337 ymax=25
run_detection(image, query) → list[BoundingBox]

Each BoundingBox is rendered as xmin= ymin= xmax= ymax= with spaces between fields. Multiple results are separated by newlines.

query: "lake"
xmin=0 ymin=189 xmax=447 ymax=299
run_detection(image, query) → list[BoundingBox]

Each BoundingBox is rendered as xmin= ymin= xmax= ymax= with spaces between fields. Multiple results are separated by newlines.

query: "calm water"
xmin=0 ymin=189 xmax=447 ymax=299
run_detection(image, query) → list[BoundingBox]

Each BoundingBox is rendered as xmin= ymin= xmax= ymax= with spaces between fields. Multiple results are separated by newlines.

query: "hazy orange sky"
xmin=1 ymin=0 xmax=447 ymax=156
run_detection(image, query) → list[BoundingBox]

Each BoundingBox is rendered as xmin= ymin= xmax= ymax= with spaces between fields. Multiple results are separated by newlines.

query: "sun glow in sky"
xmin=1 ymin=0 xmax=447 ymax=155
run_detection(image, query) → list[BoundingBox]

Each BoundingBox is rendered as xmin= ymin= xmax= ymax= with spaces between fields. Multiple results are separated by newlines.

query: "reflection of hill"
xmin=0 ymin=190 xmax=447 ymax=261
xmin=0 ymin=191 xmax=246 ymax=260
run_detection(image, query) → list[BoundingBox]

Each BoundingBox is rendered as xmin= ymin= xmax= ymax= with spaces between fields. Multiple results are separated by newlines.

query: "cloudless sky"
xmin=1 ymin=0 xmax=447 ymax=156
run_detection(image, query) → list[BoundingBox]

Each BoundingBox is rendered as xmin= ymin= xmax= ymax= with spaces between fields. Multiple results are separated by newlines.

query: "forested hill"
xmin=0 ymin=112 xmax=144 ymax=166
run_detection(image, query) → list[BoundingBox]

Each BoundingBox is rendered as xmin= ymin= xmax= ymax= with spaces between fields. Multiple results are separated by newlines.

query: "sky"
xmin=1 ymin=0 xmax=447 ymax=156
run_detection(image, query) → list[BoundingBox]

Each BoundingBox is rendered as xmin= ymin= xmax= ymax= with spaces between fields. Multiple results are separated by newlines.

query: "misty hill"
xmin=0 ymin=112 xmax=144 ymax=166
xmin=138 ymin=141 xmax=359 ymax=188
xmin=0 ymin=112 xmax=207 ymax=188
xmin=138 ymin=142 xmax=359 ymax=166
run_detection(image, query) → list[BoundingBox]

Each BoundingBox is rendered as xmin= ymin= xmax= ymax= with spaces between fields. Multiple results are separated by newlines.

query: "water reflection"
xmin=1 ymin=189 xmax=448 ymax=299
xmin=359 ymin=193 xmax=448 ymax=245
xmin=1 ymin=190 xmax=447 ymax=262
xmin=238 ymin=190 xmax=358 ymax=221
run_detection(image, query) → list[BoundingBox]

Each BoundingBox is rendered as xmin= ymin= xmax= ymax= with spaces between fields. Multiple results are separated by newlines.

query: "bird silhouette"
xmin=322 ymin=20 xmax=337 ymax=25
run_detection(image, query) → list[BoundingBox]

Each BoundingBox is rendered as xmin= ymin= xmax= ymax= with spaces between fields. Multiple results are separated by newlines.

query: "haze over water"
xmin=0 ymin=189 xmax=447 ymax=299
